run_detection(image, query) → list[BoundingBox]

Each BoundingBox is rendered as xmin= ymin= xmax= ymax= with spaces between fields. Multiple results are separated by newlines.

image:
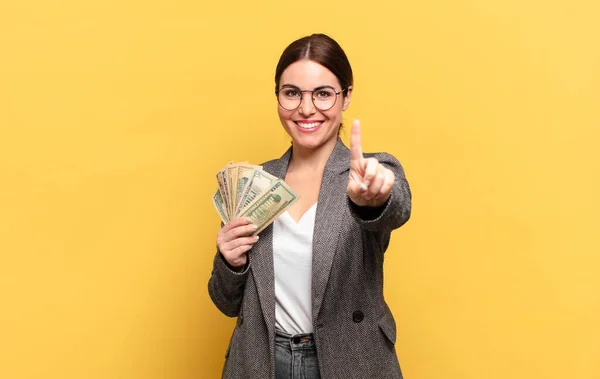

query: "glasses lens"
xmin=278 ymin=88 xmax=301 ymax=110
xmin=313 ymin=88 xmax=337 ymax=110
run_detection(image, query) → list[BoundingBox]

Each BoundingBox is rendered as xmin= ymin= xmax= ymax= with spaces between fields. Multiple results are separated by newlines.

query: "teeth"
xmin=297 ymin=122 xmax=321 ymax=129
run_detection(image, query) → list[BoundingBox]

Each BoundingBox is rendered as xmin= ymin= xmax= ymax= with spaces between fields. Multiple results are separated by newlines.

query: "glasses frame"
xmin=275 ymin=85 xmax=346 ymax=111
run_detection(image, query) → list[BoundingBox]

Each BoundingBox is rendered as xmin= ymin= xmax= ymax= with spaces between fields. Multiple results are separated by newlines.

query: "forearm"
xmin=349 ymin=153 xmax=411 ymax=232
xmin=207 ymin=250 xmax=249 ymax=317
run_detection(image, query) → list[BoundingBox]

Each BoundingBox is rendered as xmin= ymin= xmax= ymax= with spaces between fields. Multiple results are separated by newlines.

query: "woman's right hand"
xmin=217 ymin=217 xmax=260 ymax=269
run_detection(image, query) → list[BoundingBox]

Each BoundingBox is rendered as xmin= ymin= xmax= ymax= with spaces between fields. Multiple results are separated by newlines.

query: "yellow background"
xmin=1 ymin=0 xmax=598 ymax=378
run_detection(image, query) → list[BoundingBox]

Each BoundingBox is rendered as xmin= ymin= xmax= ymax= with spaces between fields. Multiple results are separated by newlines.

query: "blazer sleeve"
xmin=348 ymin=152 xmax=412 ymax=232
xmin=207 ymin=248 xmax=250 ymax=317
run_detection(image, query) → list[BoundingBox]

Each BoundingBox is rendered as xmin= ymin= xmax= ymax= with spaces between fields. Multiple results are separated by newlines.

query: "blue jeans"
xmin=275 ymin=329 xmax=322 ymax=379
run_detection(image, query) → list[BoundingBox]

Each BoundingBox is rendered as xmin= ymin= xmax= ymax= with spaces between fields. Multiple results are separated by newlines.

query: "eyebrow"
xmin=279 ymin=84 xmax=336 ymax=90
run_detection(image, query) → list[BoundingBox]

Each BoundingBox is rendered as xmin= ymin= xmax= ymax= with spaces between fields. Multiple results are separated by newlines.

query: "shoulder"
xmin=261 ymin=157 xmax=280 ymax=169
xmin=259 ymin=145 xmax=292 ymax=176
xmin=260 ymin=157 xmax=283 ymax=176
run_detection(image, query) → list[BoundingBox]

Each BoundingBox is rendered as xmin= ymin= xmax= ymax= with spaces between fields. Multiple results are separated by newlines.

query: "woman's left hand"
xmin=347 ymin=119 xmax=395 ymax=208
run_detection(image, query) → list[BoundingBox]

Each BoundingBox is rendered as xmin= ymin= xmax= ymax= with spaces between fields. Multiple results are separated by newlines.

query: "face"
xmin=277 ymin=59 xmax=352 ymax=152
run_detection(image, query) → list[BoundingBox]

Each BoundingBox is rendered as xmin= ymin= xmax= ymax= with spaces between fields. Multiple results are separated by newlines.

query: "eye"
xmin=283 ymin=89 xmax=300 ymax=98
xmin=316 ymin=89 xmax=334 ymax=98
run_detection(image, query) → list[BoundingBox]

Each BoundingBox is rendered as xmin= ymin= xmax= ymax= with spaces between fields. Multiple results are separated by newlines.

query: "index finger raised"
xmin=350 ymin=119 xmax=363 ymax=160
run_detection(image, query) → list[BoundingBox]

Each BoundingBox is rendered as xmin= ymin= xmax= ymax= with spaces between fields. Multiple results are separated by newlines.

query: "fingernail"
xmin=252 ymin=224 xmax=258 ymax=230
xmin=246 ymin=217 xmax=252 ymax=223
xmin=254 ymin=236 xmax=259 ymax=241
xmin=359 ymin=183 xmax=368 ymax=191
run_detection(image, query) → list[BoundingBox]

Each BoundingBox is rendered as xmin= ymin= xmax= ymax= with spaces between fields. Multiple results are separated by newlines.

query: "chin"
xmin=291 ymin=134 xmax=338 ymax=151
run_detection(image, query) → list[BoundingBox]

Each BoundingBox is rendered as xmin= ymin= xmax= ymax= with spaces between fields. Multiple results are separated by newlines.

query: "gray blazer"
xmin=208 ymin=138 xmax=412 ymax=378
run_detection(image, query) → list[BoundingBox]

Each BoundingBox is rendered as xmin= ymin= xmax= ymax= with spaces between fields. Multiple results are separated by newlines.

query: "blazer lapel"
xmin=311 ymin=139 xmax=350 ymax=321
xmin=250 ymin=147 xmax=292 ymax=338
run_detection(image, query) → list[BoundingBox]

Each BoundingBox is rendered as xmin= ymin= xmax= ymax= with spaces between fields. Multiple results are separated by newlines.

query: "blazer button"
xmin=352 ymin=310 xmax=364 ymax=323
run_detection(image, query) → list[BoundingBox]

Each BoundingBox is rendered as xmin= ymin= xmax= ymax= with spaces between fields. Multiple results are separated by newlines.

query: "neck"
xmin=288 ymin=138 xmax=338 ymax=173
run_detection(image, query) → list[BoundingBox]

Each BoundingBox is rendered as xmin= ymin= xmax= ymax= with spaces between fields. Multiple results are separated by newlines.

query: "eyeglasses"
xmin=275 ymin=85 xmax=345 ymax=111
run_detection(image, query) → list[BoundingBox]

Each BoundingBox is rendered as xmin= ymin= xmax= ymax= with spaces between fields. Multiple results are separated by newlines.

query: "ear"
xmin=342 ymin=86 xmax=353 ymax=111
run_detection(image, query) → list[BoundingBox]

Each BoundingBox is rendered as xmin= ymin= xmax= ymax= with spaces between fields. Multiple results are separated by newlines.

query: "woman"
xmin=208 ymin=33 xmax=412 ymax=379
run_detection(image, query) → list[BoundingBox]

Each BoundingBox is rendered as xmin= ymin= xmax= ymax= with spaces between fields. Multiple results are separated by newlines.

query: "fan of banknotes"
xmin=212 ymin=162 xmax=300 ymax=235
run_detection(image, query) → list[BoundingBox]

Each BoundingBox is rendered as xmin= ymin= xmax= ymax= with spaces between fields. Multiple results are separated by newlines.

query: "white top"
xmin=273 ymin=203 xmax=317 ymax=334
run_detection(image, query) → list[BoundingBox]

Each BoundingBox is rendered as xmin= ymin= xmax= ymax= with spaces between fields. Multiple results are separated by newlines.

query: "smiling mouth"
xmin=295 ymin=121 xmax=323 ymax=130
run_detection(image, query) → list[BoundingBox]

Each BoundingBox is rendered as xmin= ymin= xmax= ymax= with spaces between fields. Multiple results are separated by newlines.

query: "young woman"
xmin=208 ymin=33 xmax=412 ymax=379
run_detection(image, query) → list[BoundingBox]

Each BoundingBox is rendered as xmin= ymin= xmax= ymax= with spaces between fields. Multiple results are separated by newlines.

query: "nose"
xmin=298 ymin=92 xmax=316 ymax=116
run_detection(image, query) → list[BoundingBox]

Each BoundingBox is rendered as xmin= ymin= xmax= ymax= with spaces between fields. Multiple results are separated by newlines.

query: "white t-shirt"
xmin=273 ymin=203 xmax=317 ymax=334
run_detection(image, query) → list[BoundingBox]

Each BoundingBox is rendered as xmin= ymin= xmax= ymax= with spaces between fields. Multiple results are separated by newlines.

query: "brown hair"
xmin=275 ymin=33 xmax=353 ymax=96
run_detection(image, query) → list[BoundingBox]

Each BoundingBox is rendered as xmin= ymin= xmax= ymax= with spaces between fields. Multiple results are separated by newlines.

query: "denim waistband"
xmin=275 ymin=329 xmax=316 ymax=350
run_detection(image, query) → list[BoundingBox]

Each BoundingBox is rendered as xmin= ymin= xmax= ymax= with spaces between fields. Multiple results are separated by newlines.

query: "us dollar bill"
xmin=235 ymin=164 xmax=261 ymax=214
xmin=216 ymin=169 xmax=230 ymax=219
xmin=226 ymin=164 xmax=238 ymax=217
xmin=238 ymin=179 xmax=299 ymax=235
xmin=236 ymin=169 xmax=277 ymax=216
xmin=212 ymin=189 xmax=229 ymax=224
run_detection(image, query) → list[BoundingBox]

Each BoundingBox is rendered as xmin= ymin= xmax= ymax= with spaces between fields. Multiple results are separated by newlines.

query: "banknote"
xmin=226 ymin=164 xmax=238 ymax=217
xmin=236 ymin=169 xmax=277 ymax=215
xmin=235 ymin=164 xmax=261 ymax=213
xmin=212 ymin=189 xmax=229 ymax=224
xmin=212 ymin=162 xmax=299 ymax=233
xmin=216 ymin=169 xmax=230 ymax=216
xmin=237 ymin=179 xmax=299 ymax=235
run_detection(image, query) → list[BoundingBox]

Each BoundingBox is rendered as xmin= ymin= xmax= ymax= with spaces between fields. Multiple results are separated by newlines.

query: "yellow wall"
xmin=1 ymin=0 xmax=598 ymax=378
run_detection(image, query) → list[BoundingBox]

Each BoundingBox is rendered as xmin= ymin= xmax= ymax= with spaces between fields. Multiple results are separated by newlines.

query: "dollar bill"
xmin=212 ymin=189 xmax=229 ymax=224
xmin=235 ymin=164 xmax=261 ymax=214
xmin=238 ymin=179 xmax=299 ymax=235
xmin=212 ymin=161 xmax=299 ymax=232
xmin=226 ymin=164 xmax=238 ymax=217
xmin=236 ymin=169 xmax=277 ymax=216
xmin=216 ymin=168 xmax=230 ymax=216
